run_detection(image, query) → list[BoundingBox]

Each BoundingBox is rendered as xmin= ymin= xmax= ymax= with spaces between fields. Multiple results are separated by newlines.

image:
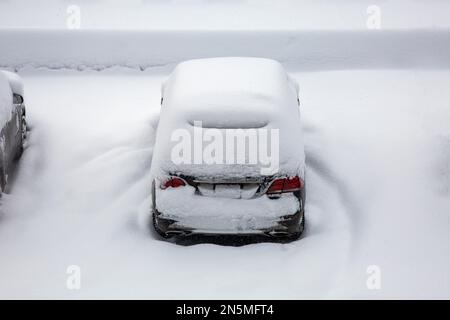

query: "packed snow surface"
xmin=0 ymin=67 xmax=448 ymax=298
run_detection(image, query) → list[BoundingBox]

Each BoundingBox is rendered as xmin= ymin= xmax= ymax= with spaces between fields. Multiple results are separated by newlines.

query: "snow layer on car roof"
xmin=1 ymin=71 xmax=24 ymax=96
xmin=161 ymin=57 xmax=298 ymax=130
xmin=164 ymin=57 xmax=293 ymax=110
xmin=0 ymin=72 xmax=13 ymax=130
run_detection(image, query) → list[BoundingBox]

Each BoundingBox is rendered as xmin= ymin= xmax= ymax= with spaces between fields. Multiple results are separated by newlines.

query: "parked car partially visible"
xmin=0 ymin=70 xmax=27 ymax=192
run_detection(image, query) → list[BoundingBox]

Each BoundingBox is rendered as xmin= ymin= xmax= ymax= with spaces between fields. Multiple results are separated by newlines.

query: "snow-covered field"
xmin=0 ymin=66 xmax=448 ymax=299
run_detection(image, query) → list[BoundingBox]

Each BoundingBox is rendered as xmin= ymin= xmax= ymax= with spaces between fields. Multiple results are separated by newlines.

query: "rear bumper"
xmin=153 ymin=208 xmax=304 ymax=238
xmin=151 ymin=181 xmax=305 ymax=238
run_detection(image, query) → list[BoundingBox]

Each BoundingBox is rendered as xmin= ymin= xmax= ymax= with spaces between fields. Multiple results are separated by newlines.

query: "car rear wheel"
xmin=152 ymin=211 xmax=174 ymax=239
xmin=14 ymin=115 xmax=27 ymax=161
xmin=267 ymin=210 xmax=305 ymax=241
xmin=288 ymin=212 xmax=305 ymax=241
xmin=0 ymin=163 xmax=6 ymax=194
xmin=21 ymin=115 xmax=27 ymax=145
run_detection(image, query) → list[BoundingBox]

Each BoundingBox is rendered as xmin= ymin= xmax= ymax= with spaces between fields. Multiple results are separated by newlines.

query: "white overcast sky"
xmin=0 ymin=0 xmax=449 ymax=30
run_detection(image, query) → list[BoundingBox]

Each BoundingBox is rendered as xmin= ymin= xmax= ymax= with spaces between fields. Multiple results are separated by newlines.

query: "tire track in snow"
xmin=302 ymin=121 xmax=364 ymax=295
xmin=305 ymin=145 xmax=361 ymax=253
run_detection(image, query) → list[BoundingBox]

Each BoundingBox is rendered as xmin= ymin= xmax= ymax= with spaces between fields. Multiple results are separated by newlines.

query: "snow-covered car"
xmin=0 ymin=71 xmax=27 ymax=192
xmin=150 ymin=57 xmax=305 ymax=240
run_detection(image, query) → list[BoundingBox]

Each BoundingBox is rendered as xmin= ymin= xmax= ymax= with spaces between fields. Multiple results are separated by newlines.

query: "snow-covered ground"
xmin=0 ymin=67 xmax=448 ymax=299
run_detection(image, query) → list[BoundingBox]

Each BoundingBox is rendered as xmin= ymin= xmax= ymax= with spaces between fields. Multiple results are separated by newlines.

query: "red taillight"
xmin=267 ymin=179 xmax=285 ymax=193
xmin=161 ymin=177 xmax=186 ymax=189
xmin=266 ymin=176 xmax=304 ymax=194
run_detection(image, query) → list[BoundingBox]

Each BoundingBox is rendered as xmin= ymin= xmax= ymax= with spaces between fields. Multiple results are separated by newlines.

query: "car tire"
xmin=152 ymin=211 xmax=174 ymax=239
xmin=14 ymin=115 xmax=26 ymax=160
xmin=292 ymin=187 xmax=306 ymax=239
xmin=0 ymin=163 xmax=6 ymax=194
xmin=285 ymin=211 xmax=305 ymax=241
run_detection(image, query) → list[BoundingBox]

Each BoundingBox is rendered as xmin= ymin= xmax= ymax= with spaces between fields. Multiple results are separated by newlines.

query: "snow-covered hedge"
xmin=0 ymin=30 xmax=449 ymax=71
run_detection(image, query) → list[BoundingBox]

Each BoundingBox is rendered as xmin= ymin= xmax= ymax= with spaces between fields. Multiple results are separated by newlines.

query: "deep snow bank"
xmin=1 ymin=30 xmax=450 ymax=71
